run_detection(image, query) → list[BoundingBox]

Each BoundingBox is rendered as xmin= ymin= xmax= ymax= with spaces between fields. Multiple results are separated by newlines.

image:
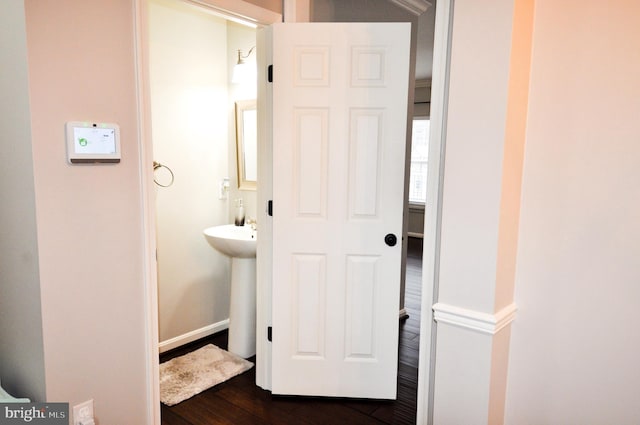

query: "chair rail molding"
xmin=388 ymin=0 xmax=432 ymax=15
xmin=432 ymin=302 xmax=517 ymax=335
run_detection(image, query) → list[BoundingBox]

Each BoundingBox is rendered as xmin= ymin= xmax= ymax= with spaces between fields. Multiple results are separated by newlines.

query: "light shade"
xmin=232 ymin=62 xmax=256 ymax=84
xmin=232 ymin=48 xmax=256 ymax=84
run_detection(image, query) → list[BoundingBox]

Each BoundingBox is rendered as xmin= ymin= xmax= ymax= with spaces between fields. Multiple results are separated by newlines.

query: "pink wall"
xmin=506 ymin=0 xmax=640 ymax=423
xmin=25 ymin=0 xmax=151 ymax=422
xmin=245 ymin=0 xmax=282 ymax=13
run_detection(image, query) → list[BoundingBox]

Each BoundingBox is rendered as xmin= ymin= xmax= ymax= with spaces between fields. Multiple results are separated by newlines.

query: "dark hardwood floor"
xmin=160 ymin=238 xmax=423 ymax=425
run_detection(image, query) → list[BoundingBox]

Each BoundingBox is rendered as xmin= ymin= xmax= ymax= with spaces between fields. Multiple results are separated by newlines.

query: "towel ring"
xmin=153 ymin=161 xmax=174 ymax=187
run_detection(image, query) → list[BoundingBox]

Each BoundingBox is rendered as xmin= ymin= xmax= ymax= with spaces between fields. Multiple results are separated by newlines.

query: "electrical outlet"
xmin=73 ymin=399 xmax=94 ymax=425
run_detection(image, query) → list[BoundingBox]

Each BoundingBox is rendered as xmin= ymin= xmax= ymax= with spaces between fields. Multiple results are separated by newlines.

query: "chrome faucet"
xmin=246 ymin=217 xmax=257 ymax=231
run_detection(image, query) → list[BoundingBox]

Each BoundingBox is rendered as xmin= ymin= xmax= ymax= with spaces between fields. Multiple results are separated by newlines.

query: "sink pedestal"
xmin=203 ymin=224 xmax=257 ymax=359
xmin=228 ymin=257 xmax=256 ymax=358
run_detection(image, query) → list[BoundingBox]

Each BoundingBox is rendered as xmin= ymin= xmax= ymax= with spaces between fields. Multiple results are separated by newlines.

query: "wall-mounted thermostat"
xmin=65 ymin=121 xmax=121 ymax=164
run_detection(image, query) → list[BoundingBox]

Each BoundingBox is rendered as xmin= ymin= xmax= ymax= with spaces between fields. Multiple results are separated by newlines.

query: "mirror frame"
xmin=235 ymin=99 xmax=257 ymax=190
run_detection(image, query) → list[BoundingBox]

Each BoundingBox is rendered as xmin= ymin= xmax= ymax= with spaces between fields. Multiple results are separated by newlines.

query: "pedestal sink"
xmin=203 ymin=224 xmax=256 ymax=358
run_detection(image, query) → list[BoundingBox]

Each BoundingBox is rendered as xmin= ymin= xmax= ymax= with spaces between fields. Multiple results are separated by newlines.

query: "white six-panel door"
xmin=269 ymin=22 xmax=411 ymax=399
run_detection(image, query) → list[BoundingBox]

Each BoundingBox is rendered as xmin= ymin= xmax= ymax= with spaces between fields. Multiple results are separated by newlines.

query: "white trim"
xmin=184 ymin=0 xmax=281 ymax=26
xmin=158 ymin=319 xmax=230 ymax=353
xmin=388 ymin=0 xmax=432 ymax=15
xmin=256 ymin=25 xmax=274 ymax=391
xmin=432 ymin=303 xmax=517 ymax=335
xmin=416 ymin=0 xmax=454 ymax=423
xmin=134 ymin=0 xmax=160 ymax=423
xmin=283 ymin=0 xmax=310 ymax=22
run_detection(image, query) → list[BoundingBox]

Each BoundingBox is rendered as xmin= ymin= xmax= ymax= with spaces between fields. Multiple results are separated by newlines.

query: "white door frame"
xmin=134 ymin=0 xmax=452 ymax=423
xmin=133 ymin=2 xmax=160 ymax=423
xmin=415 ymin=0 xmax=453 ymax=423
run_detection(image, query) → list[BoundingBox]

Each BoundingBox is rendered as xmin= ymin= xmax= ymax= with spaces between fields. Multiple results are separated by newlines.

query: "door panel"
xmin=270 ymin=22 xmax=411 ymax=399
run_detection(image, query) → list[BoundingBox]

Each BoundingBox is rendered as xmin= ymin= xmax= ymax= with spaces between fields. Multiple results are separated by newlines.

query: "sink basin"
xmin=203 ymin=224 xmax=256 ymax=259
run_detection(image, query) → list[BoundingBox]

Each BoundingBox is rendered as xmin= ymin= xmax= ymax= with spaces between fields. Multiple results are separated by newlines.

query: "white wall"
xmin=505 ymin=1 xmax=640 ymax=423
xmin=24 ymin=0 xmax=150 ymax=422
xmin=149 ymin=0 xmax=232 ymax=346
xmin=227 ymin=21 xmax=258 ymax=222
xmin=429 ymin=0 xmax=532 ymax=422
xmin=0 ymin=0 xmax=46 ymax=402
xmin=438 ymin=0 xmax=517 ymax=313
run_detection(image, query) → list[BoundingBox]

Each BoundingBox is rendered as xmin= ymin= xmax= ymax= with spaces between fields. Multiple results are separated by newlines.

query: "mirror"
xmin=235 ymin=99 xmax=257 ymax=190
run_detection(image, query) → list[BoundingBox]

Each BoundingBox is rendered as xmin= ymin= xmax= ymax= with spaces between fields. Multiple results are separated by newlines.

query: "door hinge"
xmin=267 ymin=65 xmax=273 ymax=83
xmin=267 ymin=326 xmax=272 ymax=342
xmin=267 ymin=200 xmax=273 ymax=216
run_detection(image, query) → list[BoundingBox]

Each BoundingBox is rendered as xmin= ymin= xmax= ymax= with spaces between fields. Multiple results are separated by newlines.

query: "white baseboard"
xmin=159 ymin=319 xmax=230 ymax=353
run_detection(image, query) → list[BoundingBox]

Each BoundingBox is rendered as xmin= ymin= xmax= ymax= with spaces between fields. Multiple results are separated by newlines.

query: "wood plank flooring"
xmin=160 ymin=238 xmax=423 ymax=425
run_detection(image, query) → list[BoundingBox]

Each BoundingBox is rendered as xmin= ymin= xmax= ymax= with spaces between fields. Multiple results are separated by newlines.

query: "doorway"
xmin=139 ymin=0 xmax=440 ymax=420
xmin=141 ymin=0 xmax=281 ymax=421
xmin=149 ymin=0 xmax=246 ymax=353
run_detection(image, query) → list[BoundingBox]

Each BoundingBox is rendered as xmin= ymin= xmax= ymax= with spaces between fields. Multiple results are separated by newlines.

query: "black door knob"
xmin=384 ymin=233 xmax=397 ymax=247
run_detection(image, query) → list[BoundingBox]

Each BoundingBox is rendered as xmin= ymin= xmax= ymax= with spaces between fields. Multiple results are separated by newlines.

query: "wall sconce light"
xmin=232 ymin=46 xmax=256 ymax=84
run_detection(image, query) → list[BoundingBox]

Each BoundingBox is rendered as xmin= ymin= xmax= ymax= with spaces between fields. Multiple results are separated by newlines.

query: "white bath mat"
xmin=159 ymin=344 xmax=253 ymax=406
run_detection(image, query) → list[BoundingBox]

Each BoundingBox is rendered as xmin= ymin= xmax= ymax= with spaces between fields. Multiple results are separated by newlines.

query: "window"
xmin=409 ymin=118 xmax=430 ymax=204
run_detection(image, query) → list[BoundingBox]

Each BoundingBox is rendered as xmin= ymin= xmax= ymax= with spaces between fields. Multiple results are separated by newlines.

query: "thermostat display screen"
xmin=65 ymin=121 xmax=121 ymax=164
xmin=72 ymin=127 xmax=117 ymax=154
